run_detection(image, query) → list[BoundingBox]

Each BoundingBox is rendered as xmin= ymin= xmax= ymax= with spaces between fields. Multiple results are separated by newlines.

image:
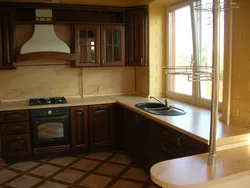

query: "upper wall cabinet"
xmin=126 ymin=7 xmax=148 ymax=66
xmin=0 ymin=8 xmax=16 ymax=70
xmin=74 ymin=25 xmax=101 ymax=67
xmin=73 ymin=25 xmax=125 ymax=67
xmin=101 ymin=25 xmax=125 ymax=66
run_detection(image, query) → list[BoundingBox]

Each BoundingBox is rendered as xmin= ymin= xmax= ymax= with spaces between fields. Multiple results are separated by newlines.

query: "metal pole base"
xmin=207 ymin=154 xmax=216 ymax=166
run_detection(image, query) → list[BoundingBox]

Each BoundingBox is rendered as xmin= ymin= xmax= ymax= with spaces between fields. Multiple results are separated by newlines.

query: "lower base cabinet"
xmin=89 ymin=104 xmax=114 ymax=151
xmin=70 ymin=106 xmax=89 ymax=150
xmin=1 ymin=134 xmax=31 ymax=157
xmin=115 ymin=104 xmax=209 ymax=172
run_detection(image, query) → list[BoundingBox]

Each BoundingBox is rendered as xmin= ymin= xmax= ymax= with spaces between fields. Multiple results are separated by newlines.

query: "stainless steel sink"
xmin=135 ymin=102 xmax=186 ymax=116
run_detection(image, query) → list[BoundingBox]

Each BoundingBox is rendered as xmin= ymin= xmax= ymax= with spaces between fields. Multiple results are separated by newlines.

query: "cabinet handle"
xmin=141 ymin=58 xmax=143 ymax=65
xmin=137 ymin=116 xmax=140 ymax=124
xmin=14 ymin=136 xmax=21 ymax=139
xmin=124 ymin=109 xmax=127 ymax=117
xmin=76 ymin=111 xmax=83 ymax=115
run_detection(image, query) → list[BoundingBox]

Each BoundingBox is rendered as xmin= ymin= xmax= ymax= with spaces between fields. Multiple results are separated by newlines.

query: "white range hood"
xmin=21 ymin=9 xmax=70 ymax=54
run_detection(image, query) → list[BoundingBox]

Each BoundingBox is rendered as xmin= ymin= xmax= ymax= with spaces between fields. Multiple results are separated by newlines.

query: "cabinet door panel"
xmin=126 ymin=8 xmax=148 ymax=66
xmin=2 ymin=134 xmax=31 ymax=157
xmin=74 ymin=25 xmax=100 ymax=67
xmin=0 ymin=122 xmax=30 ymax=135
xmin=89 ymin=104 xmax=114 ymax=149
xmin=70 ymin=106 xmax=88 ymax=150
xmin=0 ymin=110 xmax=29 ymax=123
xmin=0 ymin=8 xmax=16 ymax=70
xmin=101 ymin=25 xmax=125 ymax=66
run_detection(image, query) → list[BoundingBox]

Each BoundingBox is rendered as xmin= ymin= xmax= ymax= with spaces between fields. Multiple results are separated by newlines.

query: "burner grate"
xmin=29 ymin=97 xmax=68 ymax=106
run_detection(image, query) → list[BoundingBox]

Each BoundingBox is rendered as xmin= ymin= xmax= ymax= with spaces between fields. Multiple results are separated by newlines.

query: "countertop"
xmin=150 ymin=145 xmax=250 ymax=188
xmin=0 ymin=95 xmax=249 ymax=145
xmin=111 ymin=95 xmax=250 ymax=145
xmin=0 ymin=96 xmax=116 ymax=111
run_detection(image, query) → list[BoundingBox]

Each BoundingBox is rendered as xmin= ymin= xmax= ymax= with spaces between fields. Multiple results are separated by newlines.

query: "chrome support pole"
xmin=208 ymin=0 xmax=220 ymax=166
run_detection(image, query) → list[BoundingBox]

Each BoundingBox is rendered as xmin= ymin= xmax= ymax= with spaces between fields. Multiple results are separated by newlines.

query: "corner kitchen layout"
xmin=0 ymin=0 xmax=249 ymax=187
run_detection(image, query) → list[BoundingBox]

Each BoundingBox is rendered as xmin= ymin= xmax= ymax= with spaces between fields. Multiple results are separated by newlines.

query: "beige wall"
xmin=0 ymin=25 xmax=136 ymax=101
xmin=229 ymin=0 xmax=250 ymax=125
xmin=148 ymin=3 xmax=166 ymax=97
xmin=135 ymin=67 xmax=149 ymax=96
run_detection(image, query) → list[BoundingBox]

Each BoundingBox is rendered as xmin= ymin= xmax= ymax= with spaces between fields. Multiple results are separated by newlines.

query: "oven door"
xmin=31 ymin=115 xmax=70 ymax=148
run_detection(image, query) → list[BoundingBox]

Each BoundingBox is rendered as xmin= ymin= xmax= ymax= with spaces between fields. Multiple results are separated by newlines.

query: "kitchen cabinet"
xmin=73 ymin=25 xmax=125 ymax=67
xmin=0 ymin=110 xmax=31 ymax=158
xmin=123 ymin=109 xmax=138 ymax=161
xmin=0 ymin=8 xmax=16 ymax=70
xmin=115 ymin=104 xmax=208 ymax=172
xmin=89 ymin=104 xmax=114 ymax=150
xmin=126 ymin=7 xmax=148 ymax=66
xmin=0 ymin=110 xmax=29 ymax=123
xmin=1 ymin=134 xmax=31 ymax=157
xmin=70 ymin=106 xmax=89 ymax=150
xmin=114 ymin=104 xmax=126 ymax=150
xmin=74 ymin=25 xmax=101 ymax=67
xmin=120 ymin=107 xmax=151 ymax=170
xmin=101 ymin=25 xmax=125 ymax=66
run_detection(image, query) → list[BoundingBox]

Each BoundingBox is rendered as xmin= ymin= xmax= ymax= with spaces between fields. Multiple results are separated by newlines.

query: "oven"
xmin=30 ymin=107 xmax=70 ymax=152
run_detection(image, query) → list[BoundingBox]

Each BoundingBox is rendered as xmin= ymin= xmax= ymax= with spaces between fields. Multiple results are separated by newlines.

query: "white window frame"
xmin=166 ymin=0 xmax=222 ymax=109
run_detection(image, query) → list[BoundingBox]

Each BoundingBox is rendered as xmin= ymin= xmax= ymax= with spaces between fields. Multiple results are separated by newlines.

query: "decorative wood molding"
xmin=16 ymin=52 xmax=75 ymax=62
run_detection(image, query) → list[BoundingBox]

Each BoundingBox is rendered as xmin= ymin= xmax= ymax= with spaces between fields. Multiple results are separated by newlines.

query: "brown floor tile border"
xmin=67 ymin=152 xmax=117 ymax=188
xmin=0 ymin=158 xmax=50 ymax=187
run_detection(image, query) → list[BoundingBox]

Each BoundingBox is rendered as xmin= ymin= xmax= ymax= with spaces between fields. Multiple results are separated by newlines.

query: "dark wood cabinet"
xmin=123 ymin=109 xmax=138 ymax=160
xmin=70 ymin=106 xmax=89 ymax=150
xmin=115 ymin=104 xmax=208 ymax=172
xmin=0 ymin=122 xmax=30 ymax=135
xmin=0 ymin=110 xmax=29 ymax=123
xmin=73 ymin=25 xmax=125 ymax=67
xmin=89 ymin=104 xmax=114 ymax=150
xmin=101 ymin=25 xmax=125 ymax=66
xmin=0 ymin=8 xmax=16 ymax=70
xmin=1 ymin=134 xmax=31 ymax=157
xmin=0 ymin=110 xmax=30 ymax=158
xmin=74 ymin=25 xmax=101 ymax=67
xmin=114 ymin=104 xmax=126 ymax=150
xmin=126 ymin=7 xmax=148 ymax=66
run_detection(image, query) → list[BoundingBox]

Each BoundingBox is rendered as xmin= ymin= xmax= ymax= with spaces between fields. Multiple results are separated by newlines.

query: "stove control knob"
xmin=54 ymin=110 xmax=59 ymax=113
xmin=48 ymin=110 xmax=52 ymax=115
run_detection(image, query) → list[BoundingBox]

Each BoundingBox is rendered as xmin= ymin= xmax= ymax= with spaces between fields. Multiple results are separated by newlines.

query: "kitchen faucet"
xmin=149 ymin=96 xmax=169 ymax=107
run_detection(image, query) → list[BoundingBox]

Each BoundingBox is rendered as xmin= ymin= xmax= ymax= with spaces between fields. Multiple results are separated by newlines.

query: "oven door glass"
xmin=31 ymin=115 xmax=69 ymax=147
xmin=38 ymin=122 xmax=64 ymax=139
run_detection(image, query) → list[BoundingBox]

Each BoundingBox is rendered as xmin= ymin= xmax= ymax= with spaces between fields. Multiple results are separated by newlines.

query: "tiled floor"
xmin=0 ymin=151 xmax=160 ymax=188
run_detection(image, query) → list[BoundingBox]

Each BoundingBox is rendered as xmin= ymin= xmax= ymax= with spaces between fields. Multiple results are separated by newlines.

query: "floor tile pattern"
xmin=0 ymin=151 xmax=160 ymax=188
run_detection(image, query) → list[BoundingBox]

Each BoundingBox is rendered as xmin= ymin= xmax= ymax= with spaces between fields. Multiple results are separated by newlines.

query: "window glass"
xmin=168 ymin=6 xmax=193 ymax=95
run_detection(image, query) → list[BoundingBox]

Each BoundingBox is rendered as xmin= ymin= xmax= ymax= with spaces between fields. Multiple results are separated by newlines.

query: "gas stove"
xmin=29 ymin=97 xmax=68 ymax=106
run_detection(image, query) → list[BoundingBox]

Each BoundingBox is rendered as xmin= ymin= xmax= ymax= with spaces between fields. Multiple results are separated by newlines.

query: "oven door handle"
xmin=31 ymin=115 xmax=68 ymax=123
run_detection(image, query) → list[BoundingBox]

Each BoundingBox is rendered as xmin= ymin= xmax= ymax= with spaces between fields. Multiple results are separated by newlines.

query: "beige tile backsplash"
xmin=0 ymin=65 xmax=135 ymax=100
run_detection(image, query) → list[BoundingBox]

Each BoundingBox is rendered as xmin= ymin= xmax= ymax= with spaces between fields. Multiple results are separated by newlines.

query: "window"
xmin=167 ymin=0 xmax=224 ymax=107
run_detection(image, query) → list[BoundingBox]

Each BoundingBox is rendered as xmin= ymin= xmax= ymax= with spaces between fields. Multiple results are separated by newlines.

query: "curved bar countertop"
xmin=150 ymin=145 xmax=250 ymax=188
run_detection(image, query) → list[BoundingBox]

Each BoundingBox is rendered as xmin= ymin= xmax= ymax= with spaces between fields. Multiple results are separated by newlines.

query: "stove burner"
xmin=29 ymin=97 xmax=68 ymax=106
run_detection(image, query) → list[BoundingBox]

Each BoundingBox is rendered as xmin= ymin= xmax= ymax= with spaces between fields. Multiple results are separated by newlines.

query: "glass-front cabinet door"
xmin=101 ymin=25 xmax=125 ymax=66
xmin=74 ymin=25 xmax=100 ymax=67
